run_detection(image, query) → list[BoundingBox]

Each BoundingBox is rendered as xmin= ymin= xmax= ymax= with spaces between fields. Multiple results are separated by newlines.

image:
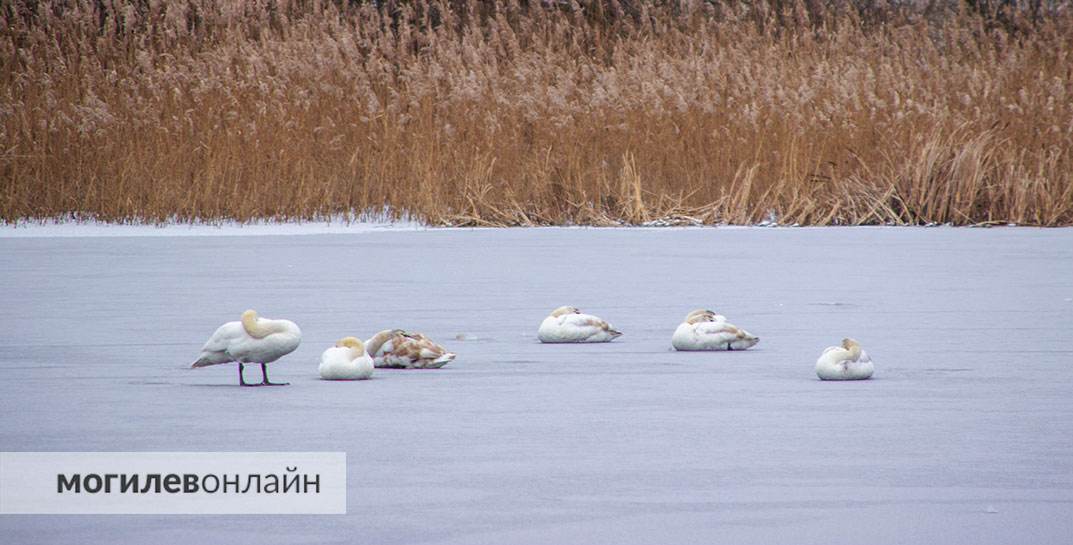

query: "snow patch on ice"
xmin=0 ymin=215 xmax=425 ymax=238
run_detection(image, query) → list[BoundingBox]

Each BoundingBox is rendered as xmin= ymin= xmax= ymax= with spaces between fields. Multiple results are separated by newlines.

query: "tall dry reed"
xmin=2 ymin=0 xmax=1071 ymax=226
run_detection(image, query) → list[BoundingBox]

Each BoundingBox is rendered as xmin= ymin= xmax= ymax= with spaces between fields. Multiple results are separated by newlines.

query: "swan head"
xmin=240 ymin=309 xmax=271 ymax=338
xmin=336 ymin=336 xmax=363 ymax=348
xmin=685 ymin=312 xmax=719 ymax=324
xmin=841 ymin=338 xmax=862 ymax=358
xmin=550 ymin=306 xmax=581 ymax=317
xmin=336 ymin=336 xmax=366 ymax=356
xmin=684 ymin=308 xmax=716 ymax=321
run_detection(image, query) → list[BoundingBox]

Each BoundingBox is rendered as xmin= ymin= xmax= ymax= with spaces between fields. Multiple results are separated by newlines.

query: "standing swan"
xmin=538 ymin=306 xmax=622 ymax=343
xmin=815 ymin=338 xmax=874 ymax=380
xmin=191 ymin=309 xmax=302 ymax=386
xmin=365 ymin=329 xmax=456 ymax=369
xmin=319 ymin=337 xmax=374 ymax=380
xmin=672 ymin=309 xmax=759 ymax=351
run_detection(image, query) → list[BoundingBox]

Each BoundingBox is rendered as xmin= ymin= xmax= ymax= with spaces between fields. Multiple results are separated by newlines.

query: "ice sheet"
xmin=1 ymin=227 xmax=1071 ymax=544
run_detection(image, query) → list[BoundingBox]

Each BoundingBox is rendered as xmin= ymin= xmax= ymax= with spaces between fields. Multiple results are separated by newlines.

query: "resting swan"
xmin=538 ymin=306 xmax=622 ymax=343
xmin=816 ymin=338 xmax=874 ymax=380
xmin=365 ymin=329 xmax=455 ymax=369
xmin=671 ymin=309 xmax=759 ymax=351
xmin=191 ymin=309 xmax=301 ymax=386
xmin=318 ymin=337 xmax=374 ymax=380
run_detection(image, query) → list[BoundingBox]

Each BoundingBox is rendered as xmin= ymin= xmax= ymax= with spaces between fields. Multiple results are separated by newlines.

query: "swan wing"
xmin=694 ymin=321 xmax=740 ymax=337
xmin=417 ymin=342 xmax=445 ymax=360
xmin=192 ymin=321 xmax=244 ymax=367
xmin=818 ymin=346 xmax=853 ymax=365
xmin=564 ymin=313 xmax=619 ymax=333
xmin=401 ymin=335 xmax=447 ymax=361
xmin=200 ymin=321 xmax=244 ymax=352
xmin=820 ymin=346 xmax=842 ymax=357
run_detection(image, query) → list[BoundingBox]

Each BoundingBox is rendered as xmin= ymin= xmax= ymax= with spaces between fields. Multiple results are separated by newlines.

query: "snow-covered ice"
xmin=1 ymin=227 xmax=1071 ymax=544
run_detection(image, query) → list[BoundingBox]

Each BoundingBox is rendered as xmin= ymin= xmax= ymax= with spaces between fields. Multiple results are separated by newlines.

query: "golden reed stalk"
xmin=2 ymin=1 xmax=1071 ymax=226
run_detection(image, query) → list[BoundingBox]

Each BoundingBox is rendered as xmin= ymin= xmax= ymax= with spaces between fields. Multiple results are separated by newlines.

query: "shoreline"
xmin=0 ymin=219 xmax=1045 ymax=238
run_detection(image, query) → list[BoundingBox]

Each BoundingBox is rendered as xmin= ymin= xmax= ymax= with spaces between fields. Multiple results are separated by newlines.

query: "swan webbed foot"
xmin=259 ymin=363 xmax=289 ymax=386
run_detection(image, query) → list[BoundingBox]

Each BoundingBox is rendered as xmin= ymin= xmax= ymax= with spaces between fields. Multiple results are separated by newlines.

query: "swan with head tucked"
xmin=816 ymin=338 xmax=874 ymax=380
xmin=365 ymin=329 xmax=455 ymax=369
xmin=318 ymin=337 xmax=374 ymax=380
xmin=191 ymin=309 xmax=301 ymax=386
xmin=538 ymin=306 xmax=622 ymax=343
xmin=671 ymin=309 xmax=759 ymax=351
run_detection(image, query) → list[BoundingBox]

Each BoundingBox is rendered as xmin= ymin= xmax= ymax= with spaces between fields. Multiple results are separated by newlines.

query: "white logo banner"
xmin=0 ymin=452 xmax=346 ymax=514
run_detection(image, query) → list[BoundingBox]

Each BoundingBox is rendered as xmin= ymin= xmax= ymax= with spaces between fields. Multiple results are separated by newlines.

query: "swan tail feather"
xmin=191 ymin=353 xmax=228 ymax=368
xmin=425 ymin=353 xmax=455 ymax=368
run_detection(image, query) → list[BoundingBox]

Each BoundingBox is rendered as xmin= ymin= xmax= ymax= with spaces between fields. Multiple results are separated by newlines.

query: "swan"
xmin=318 ymin=337 xmax=374 ymax=380
xmin=538 ymin=306 xmax=622 ymax=343
xmin=816 ymin=338 xmax=874 ymax=380
xmin=365 ymin=329 xmax=456 ymax=369
xmin=671 ymin=309 xmax=759 ymax=351
xmin=191 ymin=309 xmax=301 ymax=386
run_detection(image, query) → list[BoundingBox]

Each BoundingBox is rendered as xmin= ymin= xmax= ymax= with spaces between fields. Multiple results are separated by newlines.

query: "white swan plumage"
xmin=318 ymin=337 xmax=374 ymax=380
xmin=538 ymin=306 xmax=622 ymax=343
xmin=191 ymin=309 xmax=301 ymax=386
xmin=365 ymin=329 xmax=456 ymax=369
xmin=671 ymin=309 xmax=759 ymax=351
xmin=815 ymin=338 xmax=874 ymax=380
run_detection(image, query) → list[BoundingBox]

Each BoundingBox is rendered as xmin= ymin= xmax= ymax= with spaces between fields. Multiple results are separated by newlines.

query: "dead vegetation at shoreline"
xmin=2 ymin=1 xmax=1071 ymax=226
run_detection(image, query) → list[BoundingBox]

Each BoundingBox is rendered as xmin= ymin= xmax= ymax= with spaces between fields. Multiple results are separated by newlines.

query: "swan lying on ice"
xmin=319 ymin=337 xmax=374 ymax=380
xmin=815 ymin=338 xmax=874 ymax=380
xmin=191 ymin=309 xmax=301 ymax=386
xmin=671 ymin=309 xmax=759 ymax=351
xmin=365 ymin=329 xmax=455 ymax=369
xmin=538 ymin=306 xmax=622 ymax=343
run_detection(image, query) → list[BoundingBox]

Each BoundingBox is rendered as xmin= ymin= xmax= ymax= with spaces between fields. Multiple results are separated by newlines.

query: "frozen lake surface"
xmin=2 ymin=227 xmax=1072 ymax=544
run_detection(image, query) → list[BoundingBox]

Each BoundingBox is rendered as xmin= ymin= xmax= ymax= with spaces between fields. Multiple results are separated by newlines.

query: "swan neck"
xmin=365 ymin=330 xmax=396 ymax=356
xmin=242 ymin=313 xmax=271 ymax=339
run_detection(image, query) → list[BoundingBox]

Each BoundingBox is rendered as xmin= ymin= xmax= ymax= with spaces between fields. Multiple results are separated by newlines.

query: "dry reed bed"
xmin=1 ymin=1 xmax=1071 ymax=226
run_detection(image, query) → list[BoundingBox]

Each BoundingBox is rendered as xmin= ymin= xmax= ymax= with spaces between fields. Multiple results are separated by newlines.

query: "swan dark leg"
xmin=260 ymin=363 xmax=289 ymax=386
xmin=726 ymin=342 xmax=733 ymax=351
xmin=238 ymin=363 xmax=257 ymax=387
